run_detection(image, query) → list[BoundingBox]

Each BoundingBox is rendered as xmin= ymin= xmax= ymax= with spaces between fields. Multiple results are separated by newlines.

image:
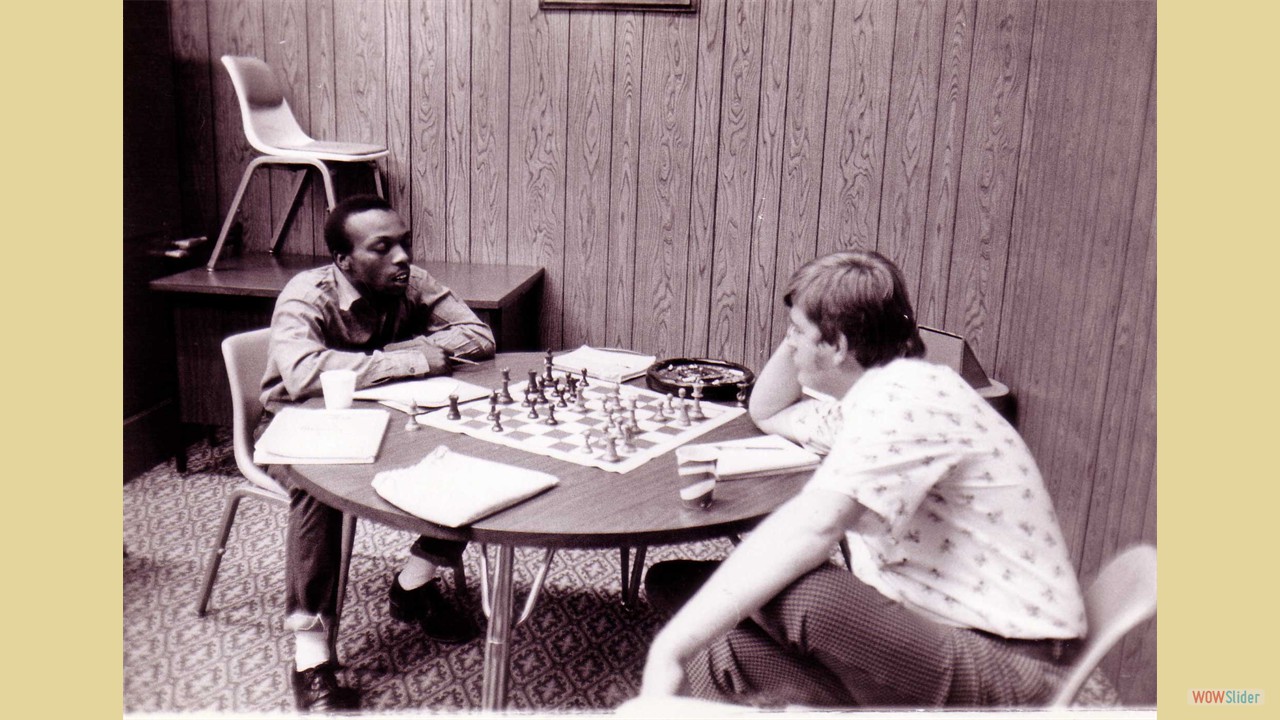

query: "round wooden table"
xmin=290 ymin=352 xmax=811 ymax=710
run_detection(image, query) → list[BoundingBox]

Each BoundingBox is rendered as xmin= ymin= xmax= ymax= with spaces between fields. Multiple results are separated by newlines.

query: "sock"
xmin=397 ymin=555 xmax=439 ymax=591
xmin=294 ymin=629 xmax=329 ymax=671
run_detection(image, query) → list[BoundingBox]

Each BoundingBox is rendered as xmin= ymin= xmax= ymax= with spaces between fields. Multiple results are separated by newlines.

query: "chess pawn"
xmin=527 ymin=401 xmax=540 ymax=420
xmin=555 ymin=381 xmax=568 ymax=408
xmin=650 ymin=397 xmax=667 ymax=422
xmin=544 ymin=403 xmax=559 ymax=426
xmin=487 ymin=391 xmax=500 ymax=421
xmin=580 ymin=429 xmax=595 ymax=454
xmin=404 ymin=401 xmax=421 ymax=431
xmin=579 ymin=368 xmax=590 ymax=389
xmin=491 ymin=414 xmax=504 ymax=433
xmin=447 ymin=394 xmax=462 ymax=421
xmin=572 ymin=388 xmax=587 ymax=413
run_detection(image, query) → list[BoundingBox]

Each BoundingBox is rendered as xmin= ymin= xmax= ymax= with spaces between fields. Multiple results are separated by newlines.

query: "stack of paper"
xmin=552 ymin=345 xmax=656 ymax=383
xmin=353 ymin=377 xmax=490 ymax=414
xmin=372 ymin=445 xmax=559 ymax=527
xmin=254 ymin=408 xmax=390 ymax=464
xmin=676 ymin=434 xmax=821 ymax=481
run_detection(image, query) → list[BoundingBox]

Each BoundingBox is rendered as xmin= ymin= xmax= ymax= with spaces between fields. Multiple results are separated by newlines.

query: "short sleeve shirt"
xmin=805 ymin=359 xmax=1086 ymax=639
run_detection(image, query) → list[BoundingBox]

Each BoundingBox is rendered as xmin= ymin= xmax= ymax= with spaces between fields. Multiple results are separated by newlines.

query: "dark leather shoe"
xmin=291 ymin=661 xmax=359 ymax=713
xmin=389 ymin=577 xmax=480 ymax=643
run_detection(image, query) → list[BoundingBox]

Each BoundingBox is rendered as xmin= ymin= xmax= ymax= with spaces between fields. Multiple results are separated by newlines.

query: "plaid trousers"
xmin=648 ymin=561 xmax=1067 ymax=709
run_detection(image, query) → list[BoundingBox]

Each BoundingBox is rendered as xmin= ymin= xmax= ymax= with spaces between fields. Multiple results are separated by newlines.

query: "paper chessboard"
xmin=415 ymin=376 xmax=745 ymax=474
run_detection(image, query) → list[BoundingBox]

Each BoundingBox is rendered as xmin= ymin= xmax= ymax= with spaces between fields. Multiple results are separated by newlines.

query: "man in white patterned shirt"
xmin=640 ymin=250 xmax=1085 ymax=708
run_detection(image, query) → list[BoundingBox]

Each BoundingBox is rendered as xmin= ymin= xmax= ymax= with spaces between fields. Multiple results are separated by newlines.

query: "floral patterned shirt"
xmin=804 ymin=359 xmax=1086 ymax=639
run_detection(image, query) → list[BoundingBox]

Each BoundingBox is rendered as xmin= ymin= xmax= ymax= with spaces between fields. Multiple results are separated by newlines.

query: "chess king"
xmin=260 ymin=195 xmax=495 ymax=712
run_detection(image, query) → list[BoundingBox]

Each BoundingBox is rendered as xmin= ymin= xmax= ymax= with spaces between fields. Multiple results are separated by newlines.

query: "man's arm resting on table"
xmin=384 ymin=292 xmax=496 ymax=363
xmin=641 ymin=486 xmax=865 ymax=696
xmin=749 ymin=343 xmax=828 ymax=442
xmin=272 ymin=299 xmax=451 ymax=399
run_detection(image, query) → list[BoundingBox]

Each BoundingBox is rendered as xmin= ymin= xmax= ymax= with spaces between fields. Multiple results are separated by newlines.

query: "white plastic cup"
xmin=679 ymin=478 xmax=716 ymax=510
xmin=320 ymin=370 xmax=357 ymax=410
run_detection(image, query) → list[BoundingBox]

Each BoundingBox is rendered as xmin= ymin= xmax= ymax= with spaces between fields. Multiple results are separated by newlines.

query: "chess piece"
xmin=601 ymin=435 xmax=621 ymax=463
xmin=405 ymin=401 xmax=421 ymax=431
xmin=528 ymin=369 xmax=539 ymax=394
xmin=675 ymin=396 xmax=691 ymax=427
xmin=689 ymin=381 xmax=706 ymax=421
xmin=491 ymin=414 xmax=504 ymax=433
xmin=650 ymin=397 xmax=667 ymax=422
xmin=520 ymin=388 xmax=533 ymax=408
xmin=447 ymin=394 xmax=462 ymax=421
xmin=572 ymin=388 xmax=587 ymax=413
xmin=544 ymin=404 xmax=559 ymax=425
xmin=555 ymin=381 xmax=568 ymax=408
xmin=735 ymin=381 xmax=750 ymax=408
xmin=620 ymin=425 xmax=636 ymax=453
xmin=487 ymin=391 xmax=500 ymax=421
xmin=545 ymin=350 xmax=556 ymax=382
xmin=579 ymin=368 xmax=590 ymax=389
xmin=499 ymin=368 xmax=514 ymax=404
xmin=580 ymin=429 xmax=595 ymax=453
xmin=527 ymin=402 xmax=540 ymax=420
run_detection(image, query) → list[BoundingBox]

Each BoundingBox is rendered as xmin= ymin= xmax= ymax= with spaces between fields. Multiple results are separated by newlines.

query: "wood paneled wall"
xmin=164 ymin=0 xmax=1156 ymax=703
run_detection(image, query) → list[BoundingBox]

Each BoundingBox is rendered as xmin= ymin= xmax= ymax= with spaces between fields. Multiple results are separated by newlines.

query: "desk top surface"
xmin=150 ymin=253 xmax=544 ymax=309
xmin=290 ymin=352 xmax=809 ymax=548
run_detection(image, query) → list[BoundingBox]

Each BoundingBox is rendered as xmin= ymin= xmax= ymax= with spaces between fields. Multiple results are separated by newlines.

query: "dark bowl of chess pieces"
xmin=646 ymin=358 xmax=755 ymax=405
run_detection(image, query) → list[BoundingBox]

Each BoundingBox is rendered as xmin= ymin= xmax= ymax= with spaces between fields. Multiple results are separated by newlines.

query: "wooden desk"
xmin=290 ymin=352 xmax=811 ymax=710
xmin=150 ymin=254 xmax=544 ymax=432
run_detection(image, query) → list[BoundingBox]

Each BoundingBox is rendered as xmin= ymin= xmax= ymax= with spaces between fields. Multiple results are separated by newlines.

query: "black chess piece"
xmin=447 ymin=394 xmax=462 ymax=420
xmin=499 ymin=368 xmax=514 ymax=404
xmin=487 ymin=391 xmax=500 ymax=421
xmin=544 ymin=404 xmax=558 ymax=425
xmin=736 ymin=381 xmax=750 ymax=408
xmin=544 ymin=350 xmax=556 ymax=382
xmin=579 ymin=368 xmax=590 ymax=389
xmin=491 ymin=414 xmax=504 ymax=433
xmin=527 ymin=402 xmax=540 ymax=420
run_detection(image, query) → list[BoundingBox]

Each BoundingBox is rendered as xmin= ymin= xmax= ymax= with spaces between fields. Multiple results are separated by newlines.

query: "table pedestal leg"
xmin=481 ymin=544 xmax=515 ymax=711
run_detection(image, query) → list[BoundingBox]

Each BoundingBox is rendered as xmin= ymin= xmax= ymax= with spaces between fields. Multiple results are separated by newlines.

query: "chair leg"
xmin=196 ymin=490 xmax=246 ymax=616
xmin=315 ymin=162 xmax=338 ymax=210
xmin=619 ymin=546 xmax=648 ymax=608
xmin=371 ymin=162 xmax=384 ymax=198
xmin=206 ymin=157 xmax=268 ymax=271
xmin=269 ymin=168 xmax=314 ymax=256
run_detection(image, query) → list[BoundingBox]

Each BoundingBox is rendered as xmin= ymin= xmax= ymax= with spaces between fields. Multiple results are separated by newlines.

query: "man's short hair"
xmin=323 ymin=195 xmax=395 ymax=256
xmin=784 ymin=250 xmax=925 ymax=368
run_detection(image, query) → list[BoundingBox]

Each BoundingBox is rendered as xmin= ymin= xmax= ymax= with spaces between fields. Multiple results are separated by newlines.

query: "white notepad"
xmin=372 ymin=445 xmax=559 ymax=527
xmin=353 ymin=377 xmax=491 ymax=414
xmin=676 ymin=434 xmax=821 ymax=481
xmin=254 ymin=408 xmax=389 ymax=465
xmin=552 ymin=345 xmax=656 ymax=383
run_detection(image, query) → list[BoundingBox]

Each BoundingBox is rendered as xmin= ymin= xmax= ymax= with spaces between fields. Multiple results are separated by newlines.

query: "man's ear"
xmin=334 ymin=252 xmax=351 ymax=273
xmin=828 ymin=333 xmax=850 ymax=367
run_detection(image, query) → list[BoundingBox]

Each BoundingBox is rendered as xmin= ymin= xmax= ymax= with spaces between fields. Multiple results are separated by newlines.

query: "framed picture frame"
xmin=539 ymin=0 xmax=697 ymax=12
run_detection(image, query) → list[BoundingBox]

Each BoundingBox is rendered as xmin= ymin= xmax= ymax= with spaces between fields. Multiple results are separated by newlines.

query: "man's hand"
xmin=420 ymin=343 xmax=450 ymax=375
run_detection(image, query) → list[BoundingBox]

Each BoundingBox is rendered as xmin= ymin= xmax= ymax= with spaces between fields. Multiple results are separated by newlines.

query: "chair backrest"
xmin=221 ymin=328 xmax=287 ymax=496
xmin=1050 ymin=544 xmax=1158 ymax=707
xmin=221 ymin=55 xmax=313 ymax=155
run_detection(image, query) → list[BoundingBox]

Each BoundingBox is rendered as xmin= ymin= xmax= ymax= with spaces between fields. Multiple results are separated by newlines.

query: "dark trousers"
xmin=646 ymin=561 xmax=1072 ymax=708
xmin=280 ymin=471 xmax=466 ymax=628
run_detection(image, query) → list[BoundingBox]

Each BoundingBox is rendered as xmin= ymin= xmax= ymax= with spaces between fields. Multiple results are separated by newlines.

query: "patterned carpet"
xmin=123 ymin=431 xmax=1120 ymax=714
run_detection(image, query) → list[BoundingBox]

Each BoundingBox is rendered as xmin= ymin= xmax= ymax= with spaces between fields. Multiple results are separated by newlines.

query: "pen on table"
xmin=447 ymin=355 xmax=480 ymax=366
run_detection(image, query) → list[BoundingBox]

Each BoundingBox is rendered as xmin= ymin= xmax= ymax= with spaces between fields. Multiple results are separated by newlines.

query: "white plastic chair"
xmin=197 ymin=329 xmax=357 ymax=637
xmin=1049 ymin=543 xmax=1158 ymax=707
xmin=206 ymin=56 xmax=389 ymax=270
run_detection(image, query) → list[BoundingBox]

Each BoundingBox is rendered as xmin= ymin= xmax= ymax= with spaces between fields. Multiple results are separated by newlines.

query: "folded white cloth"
xmin=372 ymin=445 xmax=559 ymax=527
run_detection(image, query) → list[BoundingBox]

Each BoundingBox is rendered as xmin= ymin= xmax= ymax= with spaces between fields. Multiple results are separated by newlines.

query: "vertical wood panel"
xmin=682 ymin=0 xmax=728 ymax=357
xmin=995 ymin=0 xmax=1155 ymax=562
xmin=563 ymin=12 xmax=615 ymax=349
xmin=816 ymin=0 xmax=896 ymax=256
xmin=509 ymin=0 xmax=569 ymax=349
xmin=707 ymin=0 xmax=766 ymax=363
xmin=876 ymin=0 xmax=946 ymax=298
xmin=168 ymin=0 xmax=218 ymax=237
xmin=769 ymin=0 xmax=834 ymax=351
xmin=633 ymin=13 xmax=699 ymax=357
xmin=263 ymin=0 xmax=314 ymax=255
xmin=915 ymin=0 xmax=975 ymax=328
xmin=409 ymin=0 xmax=448 ymax=261
xmin=742 ymin=0 xmax=794 ymax=370
xmin=605 ymin=12 xmax=644 ymax=350
xmin=471 ymin=0 xmax=511 ymax=264
xmin=445 ymin=0 xmax=472 ymax=262
xmin=941 ymin=0 xmax=1034 ymax=365
xmin=306 ymin=0 xmax=337 ymax=255
xmin=334 ymin=0 xmax=388 ymax=201
xmin=207 ymin=0 xmax=269 ymax=253
xmin=385 ymin=0 xmax=413 ymax=223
